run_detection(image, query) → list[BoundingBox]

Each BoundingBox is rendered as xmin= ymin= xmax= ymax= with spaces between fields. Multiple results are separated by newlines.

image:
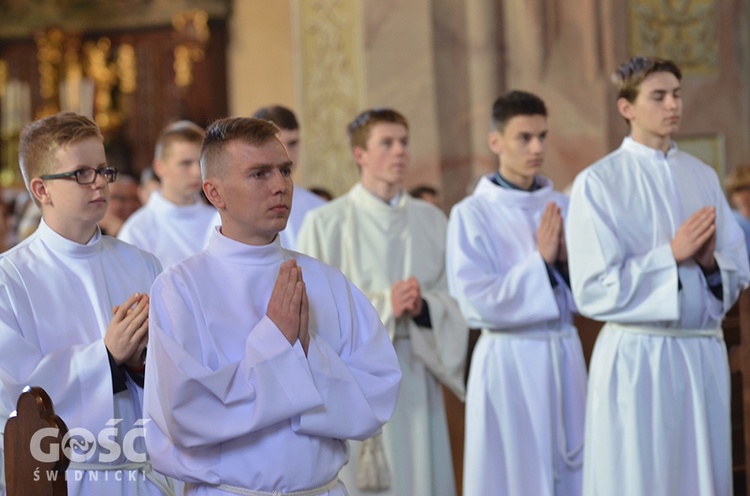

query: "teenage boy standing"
xmin=0 ymin=111 xmax=173 ymax=495
xmin=567 ymin=56 xmax=750 ymax=496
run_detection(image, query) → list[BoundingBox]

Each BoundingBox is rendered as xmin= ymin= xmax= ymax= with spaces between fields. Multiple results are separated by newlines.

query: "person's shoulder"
xmin=304 ymin=192 xmax=351 ymax=223
xmin=293 ymin=250 xmax=351 ymax=287
xmin=101 ymin=235 xmax=161 ymax=268
xmin=449 ymin=185 xmax=488 ymax=219
xmin=118 ymin=203 xmax=156 ymax=234
xmin=0 ymin=232 xmax=39 ymax=270
xmin=151 ymin=248 xmax=209 ymax=288
xmin=674 ymin=149 xmax=716 ymax=173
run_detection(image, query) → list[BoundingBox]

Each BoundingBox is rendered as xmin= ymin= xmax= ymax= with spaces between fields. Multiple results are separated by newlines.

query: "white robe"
xmin=446 ymin=175 xmax=587 ymax=496
xmin=566 ymin=137 xmax=750 ymax=496
xmin=0 ymin=219 xmax=173 ymax=496
xmin=278 ymin=186 xmax=325 ymax=250
xmin=297 ymin=183 xmax=467 ymax=496
xmin=117 ymin=191 xmax=219 ymax=268
xmin=143 ymin=230 xmax=401 ymax=495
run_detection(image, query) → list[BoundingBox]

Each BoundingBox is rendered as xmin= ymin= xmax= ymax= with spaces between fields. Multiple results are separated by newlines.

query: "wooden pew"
xmin=4 ymin=386 xmax=69 ymax=496
xmin=727 ymin=288 xmax=750 ymax=495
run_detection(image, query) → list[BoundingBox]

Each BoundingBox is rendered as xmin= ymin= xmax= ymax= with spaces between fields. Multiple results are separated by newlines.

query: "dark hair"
xmin=612 ymin=56 xmax=682 ymax=103
xmin=201 ymin=117 xmax=281 ymax=178
xmin=252 ymin=105 xmax=299 ymax=131
xmin=347 ymin=108 xmax=408 ymax=149
xmin=409 ymin=185 xmax=438 ymax=199
xmin=491 ymin=91 xmax=547 ymax=132
xmin=310 ymin=187 xmax=334 ymax=201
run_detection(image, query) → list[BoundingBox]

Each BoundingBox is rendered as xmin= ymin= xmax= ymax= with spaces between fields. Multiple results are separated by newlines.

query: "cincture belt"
xmin=186 ymin=476 xmax=340 ymax=496
xmin=481 ymin=325 xmax=584 ymax=480
xmin=607 ymin=323 xmax=723 ymax=339
xmin=68 ymin=460 xmax=174 ymax=496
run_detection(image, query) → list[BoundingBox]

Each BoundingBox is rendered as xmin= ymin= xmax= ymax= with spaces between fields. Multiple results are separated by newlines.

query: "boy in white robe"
xmin=0 ymin=111 xmax=174 ymax=495
xmin=297 ymin=108 xmax=468 ymax=496
xmin=143 ymin=117 xmax=401 ymax=496
xmin=567 ymin=56 xmax=750 ymax=496
xmin=251 ymin=105 xmax=325 ymax=250
xmin=118 ymin=121 xmax=219 ymax=268
xmin=446 ymin=90 xmax=587 ymax=496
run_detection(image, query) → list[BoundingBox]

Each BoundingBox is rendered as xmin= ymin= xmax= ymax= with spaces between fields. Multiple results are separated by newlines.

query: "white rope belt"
xmin=68 ymin=460 xmax=174 ymax=495
xmin=187 ymin=477 xmax=340 ymax=496
xmin=608 ymin=323 xmax=723 ymax=339
xmin=481 ymin=325 xmax=584 ymax=478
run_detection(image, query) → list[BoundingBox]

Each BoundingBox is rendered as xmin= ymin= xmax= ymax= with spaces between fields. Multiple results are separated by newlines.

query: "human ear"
xmin=353 ymin=146 xmax=367 ymax=168
xmin=617 ymin=98 xmax=635 ymax=122
xmin=203 ymin=179 xmax=224 ymax=209
xmin=152 ymin=159 xmax=165 ymax=179
xmin=488 ymin=130 xmax=503 ymax=155
xmin=30 ymin=178 xmax=53 ymax=206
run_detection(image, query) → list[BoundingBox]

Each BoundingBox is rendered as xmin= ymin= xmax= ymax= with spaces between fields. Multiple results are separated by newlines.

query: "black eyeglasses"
xmin=41 ymin=166 xmax=118 ymax=185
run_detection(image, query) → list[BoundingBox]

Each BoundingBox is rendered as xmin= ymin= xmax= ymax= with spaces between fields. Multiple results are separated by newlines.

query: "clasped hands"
xmin=671 ymin=206 xmax=717 ymax=271
xmin=267 ymin=259 xmax=310 ymax=355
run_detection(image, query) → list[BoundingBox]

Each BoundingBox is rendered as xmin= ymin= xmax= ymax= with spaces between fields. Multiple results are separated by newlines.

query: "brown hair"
xmin=251 ymin=105 xmax=299 ymax=131
xmin=200 ymin=117 xmax=281 ymax=178
xmin=727 ymin=165 xmax=750 ymax=196
xmin=347 ymin=108 xmax=408 ymax=150
xmin=19 ymin=111 xmax=102 ymax=193
xmin=612 ymin=55 xmax=682 ymax=103
xmin=154 ymin=120 xmax=205 ymax=161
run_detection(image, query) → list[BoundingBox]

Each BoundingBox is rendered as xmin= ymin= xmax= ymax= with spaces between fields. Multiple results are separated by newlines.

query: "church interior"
xmin=1 ymin=0 xmax=750 ymax=494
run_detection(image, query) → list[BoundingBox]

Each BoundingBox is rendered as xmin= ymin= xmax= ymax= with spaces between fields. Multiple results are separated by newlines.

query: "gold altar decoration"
xmin=0 ymin=27 xmax=139 ymax=187
xmin=629 ymin=0 xmax=718 ymax=76
xmin=172 ymin=10 xmax=210 ymax=88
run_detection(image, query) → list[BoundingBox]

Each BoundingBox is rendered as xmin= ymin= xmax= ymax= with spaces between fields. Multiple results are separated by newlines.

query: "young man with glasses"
xmin=0 ymin=111 xmax=176 ymax=494
xmin=118 ymin=120 xmax=219 ymax=268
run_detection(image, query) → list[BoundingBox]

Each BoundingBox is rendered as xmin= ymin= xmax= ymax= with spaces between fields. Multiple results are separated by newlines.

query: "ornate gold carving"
xmin=295 ymin=0 xmax=365 ymax=195
xmin=0 ymin=0 xmax=230 ymax=41
xmin=629 ymin=0 xmax=718 ymax=75
xmin=35 ymin=27 xmax=65 ymax=118
xmin=0 ymin=60 xmax=7 ymax=98
xmin=84 ymin=37 xmax=123 ymax=132
xmin=172 ymin=10 xmax=210 ymax=88
xmin=117 ymin=44 xmax=137 ymax=94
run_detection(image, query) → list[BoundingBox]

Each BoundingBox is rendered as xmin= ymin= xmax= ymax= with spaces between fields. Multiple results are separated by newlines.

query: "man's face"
xmin=204 ymin=138 xmax=293 ymax=245
xmin=489 ymin=114 xmax=548 ymax=189
xmin=619 ymin=71 xmax=682 ymax=145
xmin=277 ymin=128 xmax=300 ymax=165
xmin=107 ymin=180 xmax=141 ymax=220
xmin=155 ymin=140 xmax=203 ymax=203
xmin=39 ymin=137 xmax=110 ymax=234
xmin=356 ymin=122 xmax=410 ymax=189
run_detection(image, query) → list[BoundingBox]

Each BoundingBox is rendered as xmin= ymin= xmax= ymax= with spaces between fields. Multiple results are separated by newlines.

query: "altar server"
xmin=0 ymin=111 xmax=174 ymax=495
xmin=144 ymin=117 xmax=401 ymax=496
xmin=567 ymin=55 xmax=750 ymax=496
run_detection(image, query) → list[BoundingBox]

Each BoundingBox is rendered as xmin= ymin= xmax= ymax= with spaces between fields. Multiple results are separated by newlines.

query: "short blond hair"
xmin=154 ymin=120 xmax=205 ymax=161
xmin=19 ymin=111 xmax=102 ymax=193
xmin=727 ymin=165 xmax=750 ymax=196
